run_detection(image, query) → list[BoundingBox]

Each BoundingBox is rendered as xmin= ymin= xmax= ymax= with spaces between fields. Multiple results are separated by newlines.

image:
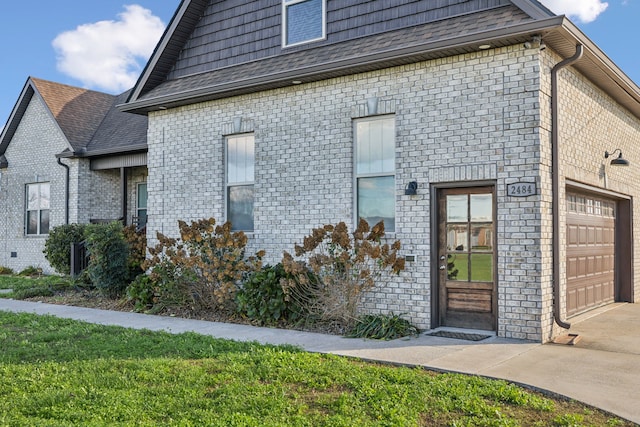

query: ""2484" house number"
xmin=507 ymin=182 xmax=536 ymax=197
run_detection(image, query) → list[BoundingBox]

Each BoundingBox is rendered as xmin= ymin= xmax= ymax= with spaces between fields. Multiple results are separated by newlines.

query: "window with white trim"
xmin=226 ymin=134 xmax=255 ymax=231
xmin=26 ymin=182 xmax=50 ymax=235
xmin=355 ymin=116 xmax=395 ymax=232
xmin=282 ymin=0 xmax=326 ymax=47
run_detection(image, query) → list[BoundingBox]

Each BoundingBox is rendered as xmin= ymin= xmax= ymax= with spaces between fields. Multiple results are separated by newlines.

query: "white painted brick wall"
xmin=0 ymin=95 xmax=68 ymax=273
xmin=147 ymin=45 xmax=549 ymax=339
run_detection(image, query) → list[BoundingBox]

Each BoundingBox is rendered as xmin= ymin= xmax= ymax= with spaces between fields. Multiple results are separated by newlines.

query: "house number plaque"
xmin=507 ymin=182 xmax=536 ymax=197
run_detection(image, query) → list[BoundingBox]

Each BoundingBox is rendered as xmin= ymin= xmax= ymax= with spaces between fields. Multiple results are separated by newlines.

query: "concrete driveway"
xmin=471 ymin=303 xmax=640 ymax=424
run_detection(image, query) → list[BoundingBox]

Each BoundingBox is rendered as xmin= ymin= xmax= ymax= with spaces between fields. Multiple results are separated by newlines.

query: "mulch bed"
xmin=24 ymin=288 xmax=349 ymax=336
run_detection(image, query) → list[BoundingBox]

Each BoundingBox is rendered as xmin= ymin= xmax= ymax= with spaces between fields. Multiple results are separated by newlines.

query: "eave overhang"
xmin=120 ymin=15 xmax=640 ymax=122
xmin=120 ymin=16 xmax=565 ymax=115
xmin=56 ymin=143 xmax=148 ymax=159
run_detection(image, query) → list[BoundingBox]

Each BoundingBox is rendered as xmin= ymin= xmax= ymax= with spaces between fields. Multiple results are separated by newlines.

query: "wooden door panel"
xmin=438 ymin=187 xmax=496 ymax=331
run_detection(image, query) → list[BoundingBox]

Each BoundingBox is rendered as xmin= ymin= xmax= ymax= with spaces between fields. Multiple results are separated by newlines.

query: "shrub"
xmin=123 ymin=225 xmax=147 ymax=281
xmin=236 ymin=263 xmax=310 ymax=325
xmin=126 ymin=274 xmax=155 ymax=312
xmin=85 ymin=222 xmax=130 ymax=298
xmin=18 ymin=266 xmax=43 ymax=277
xmin=145 ymin=218 xmax=264 ymax=312
xmin=282 ymin=219 xmax=405 ymax=328
xmin=0 ymin=266 xmax=14 ymax=275
xmin=43 ymin=224 xmax=87 ymax=275
xmin=346 ymin=313 xmax=419 ymax=340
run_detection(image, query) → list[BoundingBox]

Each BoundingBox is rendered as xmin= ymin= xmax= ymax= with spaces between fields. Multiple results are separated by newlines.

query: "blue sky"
xmin=1 ymin=1 xmax=638 ymax=129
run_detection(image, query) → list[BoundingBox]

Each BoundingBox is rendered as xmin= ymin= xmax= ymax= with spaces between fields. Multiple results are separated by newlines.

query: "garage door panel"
xmin=566 ymin=192 xmax=615 ymax=317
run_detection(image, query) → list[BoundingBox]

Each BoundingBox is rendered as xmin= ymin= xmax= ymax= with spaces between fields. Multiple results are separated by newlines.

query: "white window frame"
xmin=282 ymin=0 xmax=326 ymax=48
xmin=25 ymin=182 xmax=50 ymax=236
xmin=225 ymin=133 xmax=255 ymax=232
xmin=353 ymin=115 xmax=396 ymax=233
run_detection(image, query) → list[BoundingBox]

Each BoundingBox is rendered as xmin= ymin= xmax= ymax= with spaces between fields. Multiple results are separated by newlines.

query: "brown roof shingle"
xmin=31 ymin=78 xmax=115 ymax=151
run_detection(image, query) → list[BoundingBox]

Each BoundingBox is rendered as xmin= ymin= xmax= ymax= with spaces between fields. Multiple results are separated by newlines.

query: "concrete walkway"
xmin=1 ymin=299 xmax=639 ymax=424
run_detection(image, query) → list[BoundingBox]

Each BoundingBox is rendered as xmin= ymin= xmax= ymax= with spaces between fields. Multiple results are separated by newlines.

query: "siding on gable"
xmin=168 ymin=0 xmax=511 ymax=79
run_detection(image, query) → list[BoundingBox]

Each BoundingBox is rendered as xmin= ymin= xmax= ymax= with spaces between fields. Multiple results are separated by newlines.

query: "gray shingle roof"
xmin=85 ymin=90 xmax=148 ymax=155
xmin=125 ymin=5 xmax=538 ymax=111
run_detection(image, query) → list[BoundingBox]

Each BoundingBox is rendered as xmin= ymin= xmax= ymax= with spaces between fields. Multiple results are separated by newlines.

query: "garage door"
xmin=566 ymin=192 xmax=616 ymax=317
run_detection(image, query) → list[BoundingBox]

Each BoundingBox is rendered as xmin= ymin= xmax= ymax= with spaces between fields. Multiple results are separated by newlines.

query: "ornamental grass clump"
xmin=145 ymin=218 xmax=264 ymax=312
xmin=282 ymin=219 xmax=405 ymax=328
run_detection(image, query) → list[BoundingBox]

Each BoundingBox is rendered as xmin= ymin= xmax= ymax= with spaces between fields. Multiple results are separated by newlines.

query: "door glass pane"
xmin=471 ymin=253 xmax=493 ymax=282
xmin=470 ymin=194 xmax=492 ymax=222
xmin=228 ymin=185 xmax=254 ymax=231
xmin=471 ymin=224 xmax=493 ymax=251
xmin=447 ymin=224 xmax=467 ymax=251
xmin=357 ymin=176 xmax=395 ymax=232
xmin=447 ymin=253 xmax=468 ymax=281
xmin=447 ymin=195 xmax=467 ymax=222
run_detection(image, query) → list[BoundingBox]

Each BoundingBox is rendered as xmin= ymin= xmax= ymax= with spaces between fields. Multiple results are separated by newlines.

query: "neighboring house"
xmin=0 ymin=77 xmax=148 ymax=273
xmin=121 ymin=0 xmax=639 ymax=342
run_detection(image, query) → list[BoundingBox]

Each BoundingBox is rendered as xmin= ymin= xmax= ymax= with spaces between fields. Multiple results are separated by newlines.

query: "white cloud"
xmin=539 ymin=0 xmax=609 ymax=23
xmin=52 ymin=5 xmax=165 ymax=93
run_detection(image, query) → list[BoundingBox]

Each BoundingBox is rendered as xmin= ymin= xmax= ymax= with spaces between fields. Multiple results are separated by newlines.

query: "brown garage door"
xmin=566 ymin=192 xmax=615 ymax=317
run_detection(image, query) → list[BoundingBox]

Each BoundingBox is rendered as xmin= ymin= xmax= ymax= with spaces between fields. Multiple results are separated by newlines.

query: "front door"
xmin=438 ymin=187 xmax=496 ymax=330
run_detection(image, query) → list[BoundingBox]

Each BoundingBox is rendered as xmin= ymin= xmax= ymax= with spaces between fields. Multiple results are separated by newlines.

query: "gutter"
xmin=56 ymin=158 xmax=70 ymax=225
xmin=56 ymin=144 xmax=148 ymax=159
xmin=550 ymin=44 xmax=583 ymax=330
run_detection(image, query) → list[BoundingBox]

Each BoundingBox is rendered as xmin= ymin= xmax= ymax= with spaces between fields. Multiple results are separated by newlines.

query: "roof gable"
xmin=122 ymin=0 xmax=640 ymax=120
xmin=0 ymin=77 xmax=115 ymax=156
xmin=1 ymin=78 xmax=147 ymax=162
xmin=127 ymin=0 xmax=555 ymax=107
xmin=32 ymin=78 xmax=115 ymax=151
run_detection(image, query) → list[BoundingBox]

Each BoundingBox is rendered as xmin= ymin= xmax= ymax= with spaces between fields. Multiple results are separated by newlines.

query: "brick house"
xmin=0 ymin=77 xmax=148 ymax=273
xmin=121 ymin=0 xmax=640 ymax=342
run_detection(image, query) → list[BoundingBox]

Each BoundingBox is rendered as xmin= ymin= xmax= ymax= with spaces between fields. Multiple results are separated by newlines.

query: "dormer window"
xmin=282 ymin=0 xmax=326 ymax=47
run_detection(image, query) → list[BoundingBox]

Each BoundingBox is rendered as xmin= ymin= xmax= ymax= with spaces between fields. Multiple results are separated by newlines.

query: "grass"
xmin=0 ymin=274 xmax=74 ymax=299
xmin=0 ymin=312 xmax=632 ymax=426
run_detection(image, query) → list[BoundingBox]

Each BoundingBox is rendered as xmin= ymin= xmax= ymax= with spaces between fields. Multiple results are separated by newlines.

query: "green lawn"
xmin=0 ymin=311 xmax=631 ymax=426
xmin=0 ymin=274 xmax=73 ymax=299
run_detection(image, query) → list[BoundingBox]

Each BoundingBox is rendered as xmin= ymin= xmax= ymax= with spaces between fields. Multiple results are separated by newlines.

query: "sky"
xmin=1 ymin=0 xmax=639 ymax=130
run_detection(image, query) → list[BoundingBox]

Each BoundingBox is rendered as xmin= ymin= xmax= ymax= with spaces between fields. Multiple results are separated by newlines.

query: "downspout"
xmin=56 ymin=158 xmax=70 ymax=225
xmin=551 ymin=44 xmax=583 ymax=330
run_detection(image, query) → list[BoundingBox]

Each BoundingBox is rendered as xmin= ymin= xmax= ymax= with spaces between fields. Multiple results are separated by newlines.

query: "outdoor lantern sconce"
xmin=604 ymin=149 xmax=630 ymax=166
xmin=405 ymin=181 xmax=418 ymax=195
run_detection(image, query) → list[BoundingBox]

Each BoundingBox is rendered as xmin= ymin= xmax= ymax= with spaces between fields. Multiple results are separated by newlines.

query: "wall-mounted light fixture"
xmin=405 ymin=181 xmax=418 ymax=195
xmin=604 ymin=149 xmax=630 ymax=166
